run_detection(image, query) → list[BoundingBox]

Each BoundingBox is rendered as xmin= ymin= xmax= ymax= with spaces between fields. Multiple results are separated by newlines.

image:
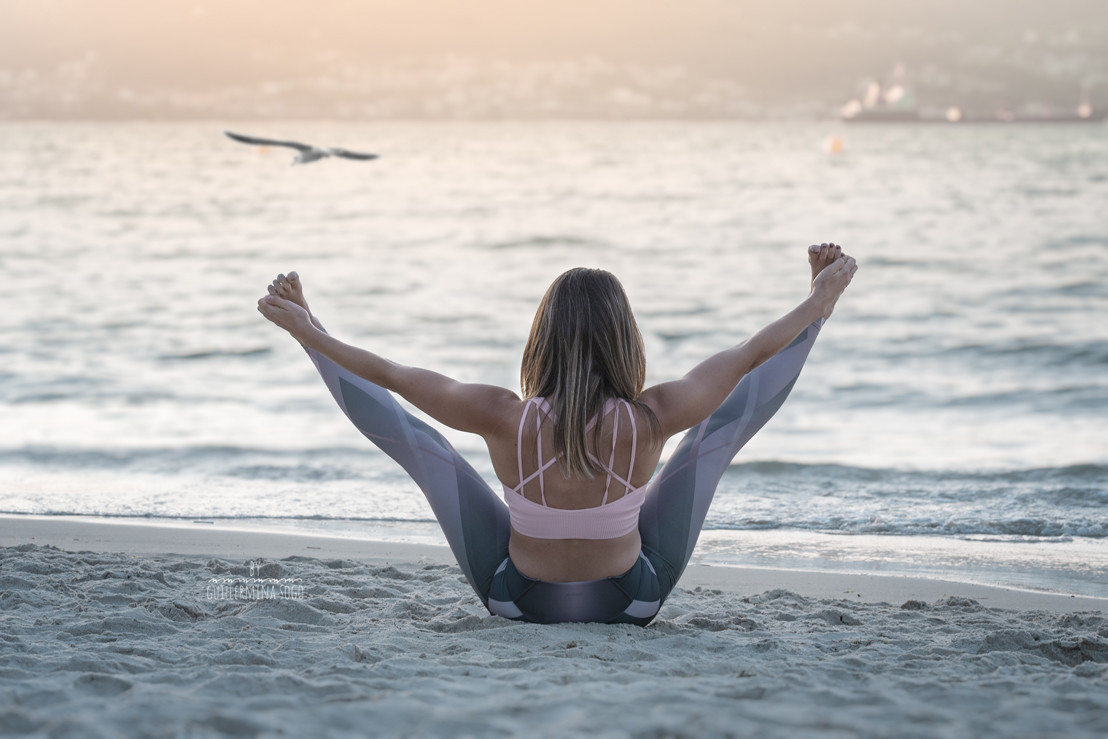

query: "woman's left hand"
xmin=257 ymin=294 xmax=314 ymax=340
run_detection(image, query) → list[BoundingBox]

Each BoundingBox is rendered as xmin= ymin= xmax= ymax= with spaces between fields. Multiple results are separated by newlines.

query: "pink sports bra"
xmin=503 ymin=397 xmax=647 ymax=540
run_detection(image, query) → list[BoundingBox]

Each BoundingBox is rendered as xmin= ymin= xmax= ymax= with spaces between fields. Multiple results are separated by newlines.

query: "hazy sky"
xmin=3 ymin=0 xmax=1106 ymax=118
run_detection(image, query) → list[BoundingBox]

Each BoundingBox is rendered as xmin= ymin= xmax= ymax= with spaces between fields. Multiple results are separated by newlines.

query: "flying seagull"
xmin=223 ymin=130 xmax=380 ymax=165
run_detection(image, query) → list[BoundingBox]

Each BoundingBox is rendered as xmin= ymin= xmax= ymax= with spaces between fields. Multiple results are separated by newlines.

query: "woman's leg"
xmin=638 ymin=318 xmax=825 ymax=606
xmin=304 ymin=347 xmax=511 ymax=608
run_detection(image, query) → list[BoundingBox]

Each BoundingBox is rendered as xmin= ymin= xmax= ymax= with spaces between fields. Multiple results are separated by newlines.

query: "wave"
xmin=734 ymin=461 xmax=1108 ymax=503
xmin=4 ymin=444 xmax=1105 ymax=539
xmin=3 ymin=507 xmax=1101 ymax=541
xmin=1052 ymin=234 xmax=1108 ymax=249
xmin=0 ymin=444 xmax=383 ymax=482
xmin=710 ymin=461 xmax=1108 ymax=538
xmin=0 ymin=511 xmax=438 ymax=525
xmin=6 ymin=445 xmax=1104 ymax=489
xmin=158 ymin=347 xmax=272 ymax=361
xmin=705 ymin=515 xmax=1108 ymax=539
xmin=735 ymin=460 xmax=1108 ymax=485
xmin=938 ymin=339 xmax=1108 ymax=367
xmin=485 ymin=234 xmax=604 ymax=250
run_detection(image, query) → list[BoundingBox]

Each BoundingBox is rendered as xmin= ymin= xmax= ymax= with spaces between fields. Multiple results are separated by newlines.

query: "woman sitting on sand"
xmin=257 ymin=245 xmax=856 ymax=625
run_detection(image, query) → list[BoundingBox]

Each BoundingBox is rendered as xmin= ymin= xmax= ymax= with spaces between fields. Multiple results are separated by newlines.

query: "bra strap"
xmin=600 ymin=409 xmax=619 ymax=505
xmin=624 ymin=400 xmax=637 ymax=495
xmin=513 ymin=398 xmax=557 ymax=502
xmin=535 ymin=401 xmax=547 ymax=505
xmin=515 ymin=399 xmax=529 ymax=491
xmin=515 ymin=397 xmax=640 ymax=503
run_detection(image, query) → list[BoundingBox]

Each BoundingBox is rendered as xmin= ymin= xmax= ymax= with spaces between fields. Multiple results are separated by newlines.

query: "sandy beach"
xmin=2 ymin=515 xmax=1106 ymax=738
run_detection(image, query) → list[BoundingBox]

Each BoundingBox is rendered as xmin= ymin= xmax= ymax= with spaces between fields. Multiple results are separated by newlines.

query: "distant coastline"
xmin=843 ymin=110 xmax=1107 ymax=124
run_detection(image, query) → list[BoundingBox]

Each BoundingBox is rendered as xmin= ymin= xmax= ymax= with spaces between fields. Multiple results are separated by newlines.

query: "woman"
xmin=257 ymin=244 xmax=856 ymax=625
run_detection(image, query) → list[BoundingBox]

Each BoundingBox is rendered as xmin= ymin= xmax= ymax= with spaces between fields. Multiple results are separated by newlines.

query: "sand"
xmin=2 ymin=515 xmax=1107 ymax=738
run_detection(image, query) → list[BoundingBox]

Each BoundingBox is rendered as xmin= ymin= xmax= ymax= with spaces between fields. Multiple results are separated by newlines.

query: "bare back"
xmin=485 ymin=398 xmax=665 ymax=582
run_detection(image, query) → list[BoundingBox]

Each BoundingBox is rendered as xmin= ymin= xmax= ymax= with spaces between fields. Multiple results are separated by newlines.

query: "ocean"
xmin=2 ymin=120 xmax=1105 ymax=597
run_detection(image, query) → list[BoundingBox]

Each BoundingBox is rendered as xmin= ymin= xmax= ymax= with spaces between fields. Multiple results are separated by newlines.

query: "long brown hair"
xmin=520 ymin=268 xmax=658 ymax=478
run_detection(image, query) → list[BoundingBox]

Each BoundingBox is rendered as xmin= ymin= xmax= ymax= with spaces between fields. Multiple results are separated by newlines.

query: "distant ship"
xmin=841 ymin=70 xmax=921 ymax=122
xmin=841 ymin=67 xmax=1106 ymax=124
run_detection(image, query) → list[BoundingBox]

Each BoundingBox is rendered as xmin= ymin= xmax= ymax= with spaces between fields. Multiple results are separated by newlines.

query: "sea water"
xmin=1 ymin=121 xmax=1105 ymax=596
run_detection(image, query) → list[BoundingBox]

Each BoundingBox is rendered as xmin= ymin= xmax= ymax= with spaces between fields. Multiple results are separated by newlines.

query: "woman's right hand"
xmin=257 ymin=294 xmax=315 ymax=340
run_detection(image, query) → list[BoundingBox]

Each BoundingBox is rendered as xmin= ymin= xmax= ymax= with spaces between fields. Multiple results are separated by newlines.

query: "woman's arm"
xmin=257 ymin=295 xmax=519 ymax=438
xmin=640 ymin=254 xmax=856 ymax=437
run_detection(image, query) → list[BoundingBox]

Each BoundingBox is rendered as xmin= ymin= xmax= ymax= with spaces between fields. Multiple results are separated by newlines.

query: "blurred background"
xmin=2 ymin=0 xmax=1106 ymax=120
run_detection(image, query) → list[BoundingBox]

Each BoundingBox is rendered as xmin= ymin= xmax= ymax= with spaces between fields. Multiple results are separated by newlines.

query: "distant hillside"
xmin=2 ymin=0 xmax=1105 ymax=119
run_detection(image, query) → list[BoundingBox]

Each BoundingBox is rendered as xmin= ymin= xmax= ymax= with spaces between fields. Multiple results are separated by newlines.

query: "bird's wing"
xmin=224 ymin=130 xmax=312 ymax=151
xmin=326 ymin=148 xmax=380 ymax=161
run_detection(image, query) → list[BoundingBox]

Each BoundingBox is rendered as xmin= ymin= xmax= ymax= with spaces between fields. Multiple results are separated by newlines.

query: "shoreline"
xmin=4 ymin=513 xmax=1103 ymax=613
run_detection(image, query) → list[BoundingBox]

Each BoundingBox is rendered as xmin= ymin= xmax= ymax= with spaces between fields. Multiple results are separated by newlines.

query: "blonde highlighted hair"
xmin=520 ymin=268 xmax=658 ymax=478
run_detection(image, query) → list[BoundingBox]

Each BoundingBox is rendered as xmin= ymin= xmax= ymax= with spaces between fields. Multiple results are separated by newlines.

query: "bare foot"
xmin=808 ymin=242 xmax=842 ymax=288
xmin=808 ymin=243 xmax=853 ymax=319
xmin=268 ymin=272 xmax=308 ymax=311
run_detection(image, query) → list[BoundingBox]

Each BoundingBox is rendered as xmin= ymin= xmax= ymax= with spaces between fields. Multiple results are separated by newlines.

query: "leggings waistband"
xmin=487 ymin=551 xmax=662 ymax=626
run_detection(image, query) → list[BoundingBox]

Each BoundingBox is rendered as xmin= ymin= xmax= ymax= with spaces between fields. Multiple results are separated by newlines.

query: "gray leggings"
xmin=305 ymin=319 xmax=822 ymax=626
